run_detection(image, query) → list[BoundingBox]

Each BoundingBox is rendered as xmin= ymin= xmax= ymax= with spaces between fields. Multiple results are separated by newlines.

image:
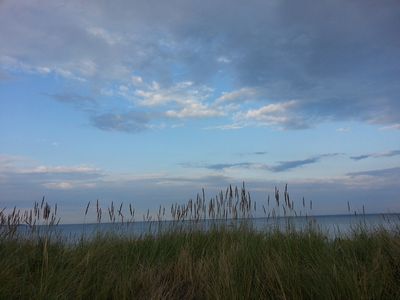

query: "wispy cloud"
xmin=43 ymin=181 xmax=97 ymax=190
xmin=336 ymin=127 xmax=350 ymax=132
xmin=182 ymin=153 xmax=339 ymax=172
xmin=347 ymin=167 xmax=400 ymax=178
xmin=46 ymin=92 xmax=97 ymax=111
xmin=269 ymin=154 xmax=340 ymax=172
xmin=350 ymin=150 xmax=400 ymax=161
xmin=233 ymin=100 xmax=310 ymax=130
xmin=237 ymin=151 xmax=268 ymax=157
xmin=0 ymin=154 xmax=103 ymax=191
xmin=215 ymin=87 xmax=257 ymax=105
xmin=91 ymin=111 xmax=151 ymax=133
xmin=380 ymin=124 xmax=400 ymax=130
xmin=165 ymin=101 xmax=224 ymax=119
xmin=204 ymin=123 xmax=246 ymax=130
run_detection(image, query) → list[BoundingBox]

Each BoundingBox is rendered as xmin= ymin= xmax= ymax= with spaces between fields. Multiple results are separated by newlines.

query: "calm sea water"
xmin=18 ymin=213 xmax=400 ymax=242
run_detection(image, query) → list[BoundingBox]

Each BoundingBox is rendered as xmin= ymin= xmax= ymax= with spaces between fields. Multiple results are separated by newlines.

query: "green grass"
xmin=1 ymin=226 xmax=400 ymax=299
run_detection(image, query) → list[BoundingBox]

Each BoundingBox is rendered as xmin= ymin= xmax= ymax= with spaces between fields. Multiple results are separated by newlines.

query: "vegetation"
xmin=1 ymin=184 xmax=399 ymax=299
xmin=1 ymin=227 xmax=400 ymax=299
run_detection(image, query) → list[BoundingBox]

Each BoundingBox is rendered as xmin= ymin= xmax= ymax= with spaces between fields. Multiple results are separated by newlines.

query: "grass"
xmin=0 ymin=226 xmax=400 ymax=299
xmin=1 ymin=184 xmax=399 ymax=299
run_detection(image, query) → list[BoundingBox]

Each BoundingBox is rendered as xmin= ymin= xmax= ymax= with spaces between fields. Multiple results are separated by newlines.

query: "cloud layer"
xmin=1 ymin=0 xmax=400 ymax=132
xmin=350 ymin=150 xmax=400 ymax=161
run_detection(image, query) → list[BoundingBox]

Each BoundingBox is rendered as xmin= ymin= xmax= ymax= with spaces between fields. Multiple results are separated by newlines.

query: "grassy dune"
xmin=1 ymin=185 xmax=400 ymax=299
xmin=1 ymin=226 xmax=400 ymax=299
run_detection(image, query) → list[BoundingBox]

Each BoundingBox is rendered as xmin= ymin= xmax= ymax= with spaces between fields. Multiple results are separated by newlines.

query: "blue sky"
xmin=0 ymin=0 xmax=399 ymax=222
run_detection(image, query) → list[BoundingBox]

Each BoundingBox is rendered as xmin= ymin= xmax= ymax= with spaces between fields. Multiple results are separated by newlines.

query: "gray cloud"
xmin=182 ymin=153 xmax=340 ymax=172
xmin=1 ymin=153 xmax=399 ymax=219
xmin=48 ymin=92 xmax=95 ymax=104
xmin=253 ymin=151 xmax=267 ymax=155
xmin=350 ymin=155 xmax=370 ymax=161
xmin=347 ymin=167 xmax=400 ymax=178
xmin=46 ymin=92 xmax=97 ymax=111
xmin=270 ymin=158 xmax=319 ymax=172
xmin=350 ymin=150 xmax=400 ymax=161
xmin=1 ymin=0 xmax=399 ymax=128
xmin=202 ymin=162 xmax=254 ymax=171
xmin=91 ymin=111 xmax=150 ymax=133
xmin=271 ymin=154 xmax=341 ymax=172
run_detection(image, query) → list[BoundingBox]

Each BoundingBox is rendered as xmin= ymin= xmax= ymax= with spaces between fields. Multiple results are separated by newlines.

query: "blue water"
xmin=15 ymin=213 xmax=399 ymax=242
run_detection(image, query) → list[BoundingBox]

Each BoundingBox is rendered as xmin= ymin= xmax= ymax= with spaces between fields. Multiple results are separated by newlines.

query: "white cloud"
xmin=43 ymin=181 xmax=97 ymax=190
xmin=205 ymin=123 xmax=245 ymax=130
xmin=215 ymin=87 xmax=257 ymax=105
xmin=243 ymin=100 xmax=297 ymax=118
xmin=380 ymin=124 xmax=400 ymax=130
xmin=43 ymin=182 xmax=73 ymax=190
xmin=23 ymin=165 xmax=100 ymax=175
xmin=165 ymin=101 xmax=224 ymax=119
xmin=135 ymin=80 xmax=207 ymax=107
xmin=229 ymin=100 xmax=309 ymax=129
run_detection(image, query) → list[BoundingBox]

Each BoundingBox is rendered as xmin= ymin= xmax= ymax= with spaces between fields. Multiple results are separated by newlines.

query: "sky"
xmin=0 ymin=0 xmax=399 ymax=223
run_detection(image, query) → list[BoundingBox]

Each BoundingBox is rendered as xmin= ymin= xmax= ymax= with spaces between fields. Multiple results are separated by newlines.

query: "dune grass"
xmin=1 ymin=226 xmax=400 ymax=299
xmin=1 ymin=184 xmax=400 ymax=299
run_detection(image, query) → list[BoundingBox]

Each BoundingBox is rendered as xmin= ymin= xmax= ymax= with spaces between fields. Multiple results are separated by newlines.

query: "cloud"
xmin=165 ymin=101 xmax=223 ymax=118
xmin=135 ymin=80 xmax=212 ymax=107
xmin=234 ymin=151 xmax=268 ymax=158
xmin=217 ymin=56 xmax=231 ymax=64
xmin=336 ymin=127 xmax=350 ymax=132
xmin=133 ymin=80 xmax=225 ymax=119
xmin=23 ymin=165 xmax=100 ymax=175
xmin=1 ymin=152 xmax=400 ymax=218
xmin=215 ymin=87 xmax=257 ymax=104
xmin=235 ymin=100 xmax=310 ymax=129
xmin=131 ymin=75 xmax=144 ymax=86
xmin=347 ymin=167 xmax=400 ymax=178
xmin=0 ymin=154 xmax=103 ymax=192
xmin=182 ymin=153 xmax=339 ymax=172
xmin=1 ymin=0 xmax=399 ymax=128
xmin=43 ymin=181 xmax=97 ymax=190
xmin=204 ymin=123 xmax=246 ymax=130
xmin=193 ymin=162 xmax=253 ymax=171
xmin=46 ymin=92 xmax=97 ymax=111
xmin=91 ymin=111 xmax=151 ymax=133
xmin=350 ymin=150 xmax=400 ymax=161
xmin=380 ymin=124 xmax=400 ymax=130
xmin=270 ymin=158 xmax=319 ymax=172
xmin=86 ymin=27 xmax=123 ymax=46
xmin=271 ymin=154 xmax=341 ymax=172
xmin=350 ymin=155 xmax=370 ymax=161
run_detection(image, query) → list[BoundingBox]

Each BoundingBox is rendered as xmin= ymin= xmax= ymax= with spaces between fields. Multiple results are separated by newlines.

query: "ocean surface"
xmin=16 ymin=213 xmax=400 ymax=242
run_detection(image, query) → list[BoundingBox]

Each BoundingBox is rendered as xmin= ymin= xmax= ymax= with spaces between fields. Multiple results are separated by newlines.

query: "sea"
xmin=15 ymin=213 xmax=400 ymax=242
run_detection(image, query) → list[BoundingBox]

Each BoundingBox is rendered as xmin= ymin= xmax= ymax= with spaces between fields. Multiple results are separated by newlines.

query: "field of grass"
xmin=1 ymin=184 xmax=400 ymax=299
xmin=1 ymin=226 xmax=400 ymax=299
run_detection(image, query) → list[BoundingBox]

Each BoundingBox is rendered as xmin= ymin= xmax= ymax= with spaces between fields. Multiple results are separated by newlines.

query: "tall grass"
xmin=1 ymin=184 xmax=399 ymax=299
xmin=1 ymin=227 xmax=400 ymax=299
